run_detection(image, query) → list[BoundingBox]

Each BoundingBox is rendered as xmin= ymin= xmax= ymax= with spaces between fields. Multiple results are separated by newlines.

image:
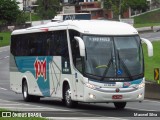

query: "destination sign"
xmin=63 ymin=14 xmax=91 ymax=20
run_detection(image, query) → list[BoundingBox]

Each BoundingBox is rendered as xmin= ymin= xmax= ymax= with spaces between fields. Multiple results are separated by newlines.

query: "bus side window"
xmin=49 ymin=31 xmax=69 ymax=58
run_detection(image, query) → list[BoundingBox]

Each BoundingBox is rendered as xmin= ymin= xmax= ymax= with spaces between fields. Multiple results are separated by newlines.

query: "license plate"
xmin=112 ymin=95 xmax=123 ymax=99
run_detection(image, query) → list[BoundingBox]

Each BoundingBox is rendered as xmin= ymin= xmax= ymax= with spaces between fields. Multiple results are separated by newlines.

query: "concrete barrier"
xmin=153 ymin=26 xmax=160 ymax=32
xmin=145 ymin=82 xmax=160 ymax=100
xmin=137 ymin=26 xmax=160 ymax=33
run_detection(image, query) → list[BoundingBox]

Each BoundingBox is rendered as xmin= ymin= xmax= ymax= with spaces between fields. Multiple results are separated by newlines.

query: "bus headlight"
xmin=138 ymin=82 xmax=145 ymax=89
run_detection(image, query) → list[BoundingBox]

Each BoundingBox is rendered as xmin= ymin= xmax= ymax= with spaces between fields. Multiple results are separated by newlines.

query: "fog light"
xmin=137 ymin=93 xmax=143 ymax=98
xmin=89 ymin=93 xmax=96 ymax=99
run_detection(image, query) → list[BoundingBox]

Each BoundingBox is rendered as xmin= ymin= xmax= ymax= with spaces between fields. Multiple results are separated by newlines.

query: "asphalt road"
xmin=140 ymin=31 xmax=160 ymax=41
xmin=0 ymin=31 xmax=160 ymax=120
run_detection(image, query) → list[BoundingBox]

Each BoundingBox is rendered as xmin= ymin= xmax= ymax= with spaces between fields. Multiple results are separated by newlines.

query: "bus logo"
xmin=34 ymin=58 xmax=47 ymax=80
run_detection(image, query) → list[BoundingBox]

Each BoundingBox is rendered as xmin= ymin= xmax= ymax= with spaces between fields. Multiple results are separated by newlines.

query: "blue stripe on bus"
xmin=123 ymin=78 xmax=143 ymax=88
xmin=15 ymin=56 xmax=53 ymax=96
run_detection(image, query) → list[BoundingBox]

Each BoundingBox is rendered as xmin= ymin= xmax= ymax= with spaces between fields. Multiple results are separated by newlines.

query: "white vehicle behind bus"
xmin=10 ymin=19 xmax=153 ymax=109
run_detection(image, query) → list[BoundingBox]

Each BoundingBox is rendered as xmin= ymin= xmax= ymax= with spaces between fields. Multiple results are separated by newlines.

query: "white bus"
xmin=10 ymin=20 xmax=153 ymax=109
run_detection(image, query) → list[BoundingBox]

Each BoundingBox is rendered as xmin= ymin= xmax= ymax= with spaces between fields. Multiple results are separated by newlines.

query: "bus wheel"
xmin=114 ymin=102 xmax=126 ymax=109
xmin=64 ymin=85 xmax=77 ymax=108
xmin=22 ymin=80 xmax=32 ymax=102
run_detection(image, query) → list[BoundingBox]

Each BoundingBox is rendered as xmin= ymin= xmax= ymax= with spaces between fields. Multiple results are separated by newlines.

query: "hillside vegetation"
xmin=134 ymin=9 xmax=160 ymax=27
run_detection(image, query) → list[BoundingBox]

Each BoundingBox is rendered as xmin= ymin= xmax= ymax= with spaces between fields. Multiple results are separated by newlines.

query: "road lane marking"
xmin=0 ymin=107 xmax=70 ymax=111
xmin=0 ymin=87 xmax=7 ymax=90
xmin=0 ymin=104 xmax=32 ymax=106
xmin=60 ymin=110 xmax=128 ymax=119
xmin=0 ymin=98 xmax=71 ymax=111
xmin=47 ymin=117 xmax=128 ymax=120
xmin=0 ymin=56 xmax=9 ymax=60
xmin=144 ymin=99 xmax=160 ymax=104
xmin=4 ymin=56 xmax=9 ymax=59
xmin=126 ymin=107 xmax=158 ymax=111
xmin=0 ymin=99 xmax=127 ymax=119
xmin=0 ymin=50 xmax=8 ymax=53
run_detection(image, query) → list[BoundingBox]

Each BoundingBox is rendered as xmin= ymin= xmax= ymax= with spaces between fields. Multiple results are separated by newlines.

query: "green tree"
xmin=36 ymin=0 xmax=61 ymax=20
xmin=0 ymin=0 xmax=21 ymax=24
xmin=129 ymin=0 xmax=149 ymax=11
xmin=104 ymin=0 xmax=128 ymax=19
xmin=104 ymin=0 xmax=149 ymax=19
xmin=16 ymin=12 xmax=28 ymax=24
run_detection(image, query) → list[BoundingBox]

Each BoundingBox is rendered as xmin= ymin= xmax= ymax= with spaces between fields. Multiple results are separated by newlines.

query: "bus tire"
xmin=114 ymin=102 xmax=126 ymax=109
xmin=22 ymin=80 xmax=32 ymax=102
xmin=64 ymin=84 xmax=77 ymax=108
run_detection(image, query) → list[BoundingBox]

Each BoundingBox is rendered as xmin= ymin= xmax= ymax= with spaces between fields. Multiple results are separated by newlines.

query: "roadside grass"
xmin=0 ymin=109 xmax=46 ymax=120
xmin=133 ymin=9 xmax=160 ymax=28
xmin=0 ymin=32 xmax=11 ymax=47
xmin=143 ymin=40 xmax=160 ymax=82
xmin=134 ymin=23 xmax=160 ymax=28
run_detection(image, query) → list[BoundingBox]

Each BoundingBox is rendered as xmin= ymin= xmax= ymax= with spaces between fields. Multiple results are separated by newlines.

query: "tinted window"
xmin=11 ymin=30 xmax=69 ymax=59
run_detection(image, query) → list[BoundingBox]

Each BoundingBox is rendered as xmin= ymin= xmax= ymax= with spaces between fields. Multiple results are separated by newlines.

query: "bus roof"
xmin=12 ymin=20 xmax=138 ymax=36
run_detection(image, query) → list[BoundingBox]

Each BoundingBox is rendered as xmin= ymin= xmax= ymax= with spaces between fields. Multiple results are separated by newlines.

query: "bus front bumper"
xmin=83 ymin=86 xmax=144 ymax=102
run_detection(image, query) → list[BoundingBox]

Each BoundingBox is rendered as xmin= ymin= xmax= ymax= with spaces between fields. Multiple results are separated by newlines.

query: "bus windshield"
xmin=83 ymin=35 xmax=144 ymax=81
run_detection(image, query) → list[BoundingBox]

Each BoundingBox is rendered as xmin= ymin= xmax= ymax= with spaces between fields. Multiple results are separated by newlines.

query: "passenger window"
xmin=11 ymin=30 xmax=69 ymax=58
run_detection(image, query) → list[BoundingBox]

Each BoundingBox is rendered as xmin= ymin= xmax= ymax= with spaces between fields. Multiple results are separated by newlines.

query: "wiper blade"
xmin=117 ymin=50 xmax=133 ymax=80
xmin=100 ymin=58 xmax=113 ymax=81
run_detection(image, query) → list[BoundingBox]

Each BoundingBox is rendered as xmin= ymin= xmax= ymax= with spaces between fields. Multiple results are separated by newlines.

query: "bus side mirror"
xmin=74 ymin=36 xmax=86 ymax=57
xmin=141 ymin=38 xmax=153 ymax=57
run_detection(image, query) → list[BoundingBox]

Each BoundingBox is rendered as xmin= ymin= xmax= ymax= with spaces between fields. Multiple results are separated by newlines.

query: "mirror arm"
xmin=74 ymin=36 xmax=86 ymax=57
xmin=141 ymin=38 xmax=153 ymax=57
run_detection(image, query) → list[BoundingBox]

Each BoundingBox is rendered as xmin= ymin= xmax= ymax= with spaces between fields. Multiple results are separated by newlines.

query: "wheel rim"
xmin=65 ymin=89 xmax=71 ymax=104
xmin=23 ymin=83 xmax=27 ymax=98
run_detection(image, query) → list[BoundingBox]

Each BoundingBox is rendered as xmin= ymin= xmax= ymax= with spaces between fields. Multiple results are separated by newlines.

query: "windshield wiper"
xmin=117 ymin=50 xmax=133 ymax=80
xmin=100 ymin=53 xmax=113 ymax=81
